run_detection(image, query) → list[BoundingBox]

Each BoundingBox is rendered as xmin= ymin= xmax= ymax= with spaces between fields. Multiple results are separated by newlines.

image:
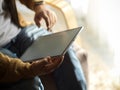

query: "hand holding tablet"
xmin=20 ymin=27 xmax=83 ymax=62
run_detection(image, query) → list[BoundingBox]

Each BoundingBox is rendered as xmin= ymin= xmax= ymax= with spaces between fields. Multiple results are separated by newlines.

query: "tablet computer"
xmin=20 ymin=26 xmax=83 ymax=62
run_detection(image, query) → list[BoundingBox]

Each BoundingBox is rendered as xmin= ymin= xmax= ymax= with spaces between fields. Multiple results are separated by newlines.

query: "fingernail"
xmin=47 ymin=28 xmax=52 ymax=32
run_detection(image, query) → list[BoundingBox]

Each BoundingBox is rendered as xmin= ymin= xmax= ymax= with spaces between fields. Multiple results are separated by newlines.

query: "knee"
xmin=72 ymin=43 xmax=88 ymax=63
xmin=76 ymin=48 xmax=88 ymax=63
xmin=72 ymin=43 xmax=88 ymax=84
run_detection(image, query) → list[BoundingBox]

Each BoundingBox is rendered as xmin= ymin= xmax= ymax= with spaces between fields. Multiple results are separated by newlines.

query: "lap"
xmin=53 ymin=48 xmax=87 ymax=90
xmin=0 ymin=76 xmax=43 ymax=90
xmin=1 ymin=25 xmax=87 ymax=90
xmin=0 ymin=30 xmax=45 ymax=90
xmin=4 ymin=25 xmax=51 ymax=57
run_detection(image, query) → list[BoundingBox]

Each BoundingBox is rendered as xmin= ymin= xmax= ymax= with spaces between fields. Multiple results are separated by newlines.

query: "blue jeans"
xmin=0 ymin=25 xmax=87 ymax=90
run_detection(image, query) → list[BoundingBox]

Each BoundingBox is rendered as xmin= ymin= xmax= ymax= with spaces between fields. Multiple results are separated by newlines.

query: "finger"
xmin=44 ymin=11 xmax=51 ymax=31
xmin=47 ymin=12 xmax=57 ymax=31
xmin=44 ymin=56 xmax=63 ymax=71
xmin=32 ymin=57 xmax=50 ymax=68
xmin=49 ymin=12 xmax=57 ymax=30
xmin=54 ymin=56 xmax=64 ymax=66
xmin=38 ymin=11 xmax=50 ymax=29
xmin=30 ymin=57 xmax=53 ymax=75
xmin=52 ymin=56 xmax=64 ymax=63
xmin=45 ymin=56 xmax=53 ymax=63
xmin=48 ymin=29 xmax=52 ymax=32
xmin=42 ymin=13 xmax=50 ymax=30
xmin=34 ymin=15 xmax=42 ymax=27
xmin=30 ymin=59 xmax=48 ymax=75
xmin=48 ymin=12 xmax=54 ymax=30
xmin=34 ymin=56 xmax=63 ymax=75
xmin=35 ymin=19 xmax=41 ymax=27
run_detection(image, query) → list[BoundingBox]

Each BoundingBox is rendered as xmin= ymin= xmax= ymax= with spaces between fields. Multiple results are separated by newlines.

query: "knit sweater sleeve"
xmin=0 ymin=52 xmax=34 ymax=83
xmin=19 ymin=0 xmax=44 ymax=10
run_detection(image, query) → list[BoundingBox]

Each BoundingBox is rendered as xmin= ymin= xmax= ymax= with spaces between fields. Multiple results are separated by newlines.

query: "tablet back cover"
xmin=20 ymin=27 xmax=83 ymax=62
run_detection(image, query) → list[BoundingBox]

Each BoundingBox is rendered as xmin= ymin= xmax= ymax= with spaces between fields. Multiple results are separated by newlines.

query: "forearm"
xmin=0 ymin=53 xmax=34 ymax=83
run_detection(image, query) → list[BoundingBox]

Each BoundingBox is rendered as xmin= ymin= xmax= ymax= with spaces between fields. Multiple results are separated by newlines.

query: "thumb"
xmin=33 ymin=57 xmax=50 ymax=67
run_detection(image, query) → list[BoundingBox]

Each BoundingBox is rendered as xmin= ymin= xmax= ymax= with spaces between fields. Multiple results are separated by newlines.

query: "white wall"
xmin=86 ymin=0 xmax=120 ymax=76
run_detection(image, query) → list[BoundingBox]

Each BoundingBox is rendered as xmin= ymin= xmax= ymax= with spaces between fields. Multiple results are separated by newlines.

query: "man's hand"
xmin=34 ymin=4 xmax=57 ymax=31
xmin=30 ymin=56 xmax=64 ymax=76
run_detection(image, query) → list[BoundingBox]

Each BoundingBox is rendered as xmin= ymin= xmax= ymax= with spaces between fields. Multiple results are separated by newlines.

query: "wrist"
xmin=34 ymin=4 xmax=46 ymax=14
xmin=33 ymin=1 xmax=45 ymax=10
xmin=34 ymin=1 xmax=45 ymax=6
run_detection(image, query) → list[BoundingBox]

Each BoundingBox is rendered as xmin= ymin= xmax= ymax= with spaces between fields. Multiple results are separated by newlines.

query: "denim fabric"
xmin=53 ymin=47 xmax=87 ymax=90
xmin=0 ymin=25 xmax=87 ymax=90
xmin=3 ymin=25 xmax=50 ymax=57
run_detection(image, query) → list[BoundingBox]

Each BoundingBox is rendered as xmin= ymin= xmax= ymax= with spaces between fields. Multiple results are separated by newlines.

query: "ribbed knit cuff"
xmin=33 ymin=0 xmax=45 ymax=10
xmin=33 ymin=0 xmax=44 ymax=3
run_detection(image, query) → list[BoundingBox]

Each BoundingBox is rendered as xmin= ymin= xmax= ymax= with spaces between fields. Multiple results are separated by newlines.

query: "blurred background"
xmin=65 ymin=0 xmax=120 ymax=90
xmin=17 ymin=0 xmax=120 ymax=89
